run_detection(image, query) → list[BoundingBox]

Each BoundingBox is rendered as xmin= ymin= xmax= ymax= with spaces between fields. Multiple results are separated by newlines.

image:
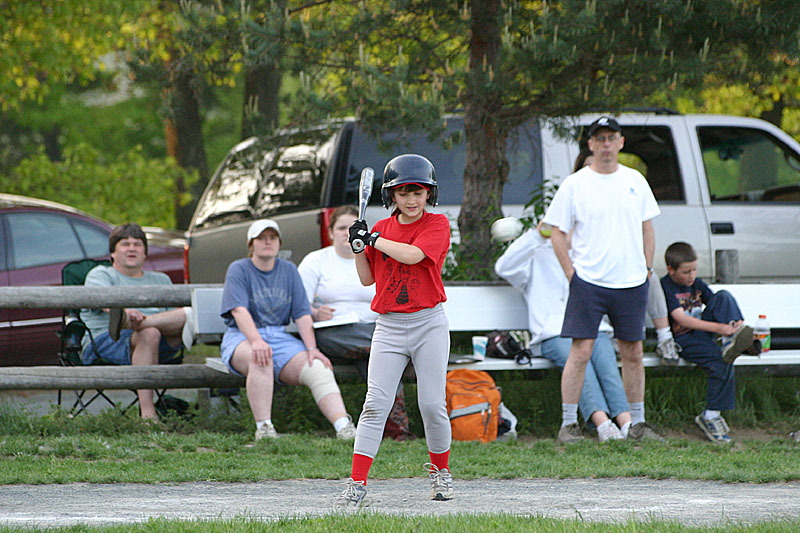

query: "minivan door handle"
xmin=710 ymin=222 xmax=734 ymax=234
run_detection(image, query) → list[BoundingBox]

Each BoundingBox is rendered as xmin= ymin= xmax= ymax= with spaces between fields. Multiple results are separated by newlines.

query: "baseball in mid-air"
xmin=490 ymin=217 xmax=523 ymax=242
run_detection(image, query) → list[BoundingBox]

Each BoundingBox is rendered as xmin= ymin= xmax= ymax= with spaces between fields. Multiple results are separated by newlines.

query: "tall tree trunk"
xmin=760 ymin=94 xmax=784 ymax=128
xmin=458 ymin=0 xmax=507 ymax=278
xmin=241 ymin=63 xmax=282 ymax=140
xmin=163 ymin=71 xmax=208 ymax=230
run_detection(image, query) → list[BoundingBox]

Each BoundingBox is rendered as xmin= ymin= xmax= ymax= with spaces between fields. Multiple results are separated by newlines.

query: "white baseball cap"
xmin=246 ymin=219 xmax=282 ymax=240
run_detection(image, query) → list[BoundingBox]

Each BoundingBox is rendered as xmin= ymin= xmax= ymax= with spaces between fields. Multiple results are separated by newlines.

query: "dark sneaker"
xmin=557 ymin=423 xmax=585 ymax=443
xmin=743 ymin=338 xmax=762 ymax=356
xmin=656 ymin=338 xmax=682 ymax=365
xmin=695 ymin=414 xmax=733 ymax=444
xmin=335 ymin=478 xmax=369 ymax=511
xmin=108 ymin=307 xmax=126 ymax=341
xmin=627 ymin=422 xmax=665 ymax=442
xmin=425 ymin=463 xmax=454 ymax=501
xmin=721 ymin=325 xmax=754 ymax=364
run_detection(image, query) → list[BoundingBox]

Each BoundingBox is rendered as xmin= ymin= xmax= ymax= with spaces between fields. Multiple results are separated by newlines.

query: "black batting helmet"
xmin=381 ymin=154 xmax=439 ymax=208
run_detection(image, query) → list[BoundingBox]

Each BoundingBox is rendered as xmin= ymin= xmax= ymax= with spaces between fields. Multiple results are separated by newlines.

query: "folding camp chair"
xmin=57 ymin=258 xmax=183 ymax=416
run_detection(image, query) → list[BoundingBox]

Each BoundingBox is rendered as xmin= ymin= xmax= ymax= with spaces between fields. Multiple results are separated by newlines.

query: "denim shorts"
xmin=81 ymin=330 xmax=180 ymax=365
xmin=220 ymin=325 xmax=306 ymax=383
xmin=562 ymin=274 xmax=649 ymax=341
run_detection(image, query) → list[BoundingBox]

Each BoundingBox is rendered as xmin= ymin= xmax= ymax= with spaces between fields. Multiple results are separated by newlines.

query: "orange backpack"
xmin=445 ymin=369 xmax=502 ymax=443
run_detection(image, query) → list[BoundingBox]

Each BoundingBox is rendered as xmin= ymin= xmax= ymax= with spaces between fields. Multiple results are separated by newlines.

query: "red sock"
xmin=428 ymin=450 xmax=450 ymax=472
xmin=351 ymin=453 xmax=373 ymax=485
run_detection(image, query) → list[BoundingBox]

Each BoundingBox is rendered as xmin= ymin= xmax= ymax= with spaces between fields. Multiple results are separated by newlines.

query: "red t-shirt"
xmin=366 ymin=211 xmax=450 ymax=314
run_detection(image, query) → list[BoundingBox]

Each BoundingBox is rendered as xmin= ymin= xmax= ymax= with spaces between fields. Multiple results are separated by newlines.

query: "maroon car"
xmin=0 ymin=194 xmax=186 ymax=366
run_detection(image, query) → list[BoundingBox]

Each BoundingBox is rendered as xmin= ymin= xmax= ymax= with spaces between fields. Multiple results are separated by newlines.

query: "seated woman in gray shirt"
xmin=220 ymin=219 xmax=355 ymax=441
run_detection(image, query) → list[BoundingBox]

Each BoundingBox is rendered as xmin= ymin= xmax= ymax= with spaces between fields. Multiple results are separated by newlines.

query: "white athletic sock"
xmin=656 ymin=327 xmax=672 ymax=344
xmin=629 ymin=402 xmax=645 ymax=425
xmin=256 ymin=419 xmax=273 ymax=430
xmin=703 ymin=409 xmax=721 ymax=420
xmin=620 ymin=421 xmax=631 ymax=438
xmin=561 ymin=403 xmax=579 ymax=427
xmin=333 ymin=416 xmax=350 ymax=432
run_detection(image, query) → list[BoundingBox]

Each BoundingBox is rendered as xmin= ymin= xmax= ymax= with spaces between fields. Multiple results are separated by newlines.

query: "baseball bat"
xmin=352 ymin=167 xmax=374 ymax=252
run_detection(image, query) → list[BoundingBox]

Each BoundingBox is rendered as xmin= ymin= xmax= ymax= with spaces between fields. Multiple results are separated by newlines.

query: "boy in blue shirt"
xmin=660 ymin=241 xmax=755 ymax=443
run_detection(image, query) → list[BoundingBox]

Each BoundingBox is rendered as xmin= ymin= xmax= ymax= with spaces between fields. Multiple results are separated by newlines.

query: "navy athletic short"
xmin=561 ymin=274 xmax=649 ymax=342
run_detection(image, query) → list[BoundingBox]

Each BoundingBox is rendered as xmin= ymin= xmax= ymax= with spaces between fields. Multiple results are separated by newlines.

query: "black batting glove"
xmin=348 ymin=220 xmax=369 ymax=254
xmin=366 ymin=231 xmax=380 ymax=247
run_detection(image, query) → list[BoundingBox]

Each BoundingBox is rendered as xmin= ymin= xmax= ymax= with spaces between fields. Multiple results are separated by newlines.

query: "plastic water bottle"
xmin=753 ymin=314 xmax=771 ymax=354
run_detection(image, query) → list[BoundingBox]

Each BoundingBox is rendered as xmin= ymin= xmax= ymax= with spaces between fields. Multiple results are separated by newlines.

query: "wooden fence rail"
xmin=0 ymin=284 xmax=222 ymax=309
xmin=0 ymin=364 xmax=244 ymax=390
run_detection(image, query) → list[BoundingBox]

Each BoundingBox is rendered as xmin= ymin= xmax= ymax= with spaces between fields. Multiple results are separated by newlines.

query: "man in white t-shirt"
xmin=543 ymin=117 xmax=663 ymax=442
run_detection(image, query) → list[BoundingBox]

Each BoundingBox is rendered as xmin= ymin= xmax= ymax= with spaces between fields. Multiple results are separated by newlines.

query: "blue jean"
xmin=82 ymin=330 xmax=180 ymax=365
xmin=674 ymin=290 xmax=742 ymax=411
xmin=541 ymin=333 xmax=629 ymax=426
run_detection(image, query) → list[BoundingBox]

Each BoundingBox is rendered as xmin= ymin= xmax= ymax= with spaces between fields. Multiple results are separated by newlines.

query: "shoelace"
xmin=424 ymin=463 xmax=451 ymax=487
xmin=341 ymin=479 xmax=363 ymax=501
xmin=707 ymin=417 xmax=728 ymax=436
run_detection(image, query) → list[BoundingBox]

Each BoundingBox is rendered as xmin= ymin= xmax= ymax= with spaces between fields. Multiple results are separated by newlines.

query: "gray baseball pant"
xmin=354 ymin=304 xmax=451 ymax=458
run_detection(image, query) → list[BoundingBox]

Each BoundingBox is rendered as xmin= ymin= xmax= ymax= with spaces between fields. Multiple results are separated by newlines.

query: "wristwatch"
xmin=647 ymin=266 xmax=655 ymax=275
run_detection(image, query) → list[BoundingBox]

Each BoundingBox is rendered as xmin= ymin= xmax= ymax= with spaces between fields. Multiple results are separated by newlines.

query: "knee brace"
xmin=298 ymin=359 xmax=340 ymax=403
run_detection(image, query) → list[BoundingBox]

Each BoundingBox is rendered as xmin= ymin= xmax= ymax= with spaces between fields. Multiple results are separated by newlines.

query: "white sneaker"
xmin=425 ymin=463 xmax=454 ymax=501
xmin=597 ymin=421 xmax=624 ymax=443
xmin=254 ymin=424 xmax=279 ymax=440
xmin=656 ymin=338 xmax=682 ymax=365
xmin=335 ymin=478 xmax=369 ymax=511
xmin=336 ymin=415 xmax=356 ymax=440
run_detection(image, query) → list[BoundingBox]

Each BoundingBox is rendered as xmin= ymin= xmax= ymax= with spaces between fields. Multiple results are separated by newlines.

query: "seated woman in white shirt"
xmin=298 ymin=206 xmax=414 ymax=441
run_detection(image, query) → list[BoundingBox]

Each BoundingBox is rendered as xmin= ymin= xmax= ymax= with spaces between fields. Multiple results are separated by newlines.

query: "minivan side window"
xmin=7 ymin=213 xmax=85 ymax=269
xmin=698 ymin=126 xmax=800 ymax=202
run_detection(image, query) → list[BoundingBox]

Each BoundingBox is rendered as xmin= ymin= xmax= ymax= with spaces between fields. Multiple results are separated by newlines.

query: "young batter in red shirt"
xmin=336 ymin=154 xmax=453 ymax=510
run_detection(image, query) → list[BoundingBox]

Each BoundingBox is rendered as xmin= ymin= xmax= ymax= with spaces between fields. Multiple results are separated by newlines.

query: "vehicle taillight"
xmin=319 ymin=207 xmax=336 ymax=248
xmin=183 ymin=243 xmax=190 ymax=284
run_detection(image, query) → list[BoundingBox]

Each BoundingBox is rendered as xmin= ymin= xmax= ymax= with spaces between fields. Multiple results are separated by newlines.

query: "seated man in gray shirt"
xmin=80 ymin=223 xmax=192 ymax=420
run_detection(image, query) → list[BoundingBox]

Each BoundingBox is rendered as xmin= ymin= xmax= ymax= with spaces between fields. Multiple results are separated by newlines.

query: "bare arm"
xmin=550 ymin=227 xmax=574 ymax=281
xmin=230 ymin=306 xmax=272 ymax=366
xmin=372 ymin=236 xmax=426 ymax=265
xmin=642 ymin=219 xmax=655 ymax=273
xmin=669 ymin=308 xmax=740 ymax=336
xmin=354 ymin=252 xmax=375 ymax=286
xmin=294 ymin=314 xmax=332 ymax=369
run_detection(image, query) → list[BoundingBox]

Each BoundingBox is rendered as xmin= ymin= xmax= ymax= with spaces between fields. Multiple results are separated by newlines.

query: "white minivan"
xmin=186 ymin=112 xmax=800 ymax=283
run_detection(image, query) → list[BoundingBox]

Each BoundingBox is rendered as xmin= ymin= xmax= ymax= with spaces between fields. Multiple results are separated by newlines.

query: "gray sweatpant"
xmin=646 ymin=275 xmax=668 ymax=322
xmin=354 ymin=304 xmax=451 ymax=458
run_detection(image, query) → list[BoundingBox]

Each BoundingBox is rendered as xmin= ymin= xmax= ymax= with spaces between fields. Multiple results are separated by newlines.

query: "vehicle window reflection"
xmin=8 ymin=213 xmax=84 ymax=269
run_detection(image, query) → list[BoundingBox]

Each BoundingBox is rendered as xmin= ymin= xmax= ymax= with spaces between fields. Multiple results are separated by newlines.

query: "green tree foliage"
xmin=0 ymin=1 xmax=141 ymax=111
xmin=0 ymin=144 xmax=197 ymax=229
xmin=246 ymin=0 xmax=800 ymax=277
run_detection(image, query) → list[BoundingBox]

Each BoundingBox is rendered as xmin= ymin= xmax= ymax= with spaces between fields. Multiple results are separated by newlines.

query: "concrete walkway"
xmin=2 ymin=478 xmax=799 ymax=527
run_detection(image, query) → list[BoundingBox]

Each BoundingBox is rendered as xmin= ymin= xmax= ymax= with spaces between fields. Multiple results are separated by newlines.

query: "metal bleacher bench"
xmin=195 ymin=282 xmax=800 ymax=375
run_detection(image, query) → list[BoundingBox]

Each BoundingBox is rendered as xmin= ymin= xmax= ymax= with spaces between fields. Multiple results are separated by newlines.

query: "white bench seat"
xmin=193 ymin=283 xmax=800 ymax=375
